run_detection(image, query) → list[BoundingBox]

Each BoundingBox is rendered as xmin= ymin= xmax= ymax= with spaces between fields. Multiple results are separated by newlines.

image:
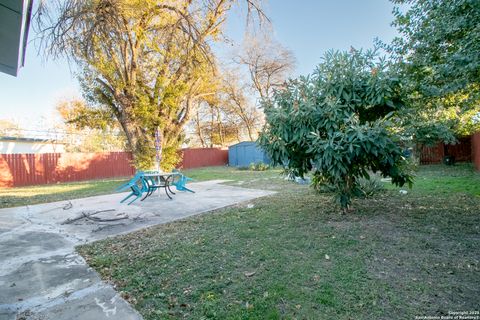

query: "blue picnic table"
xmin=116 ymin=170 xmax=194 ymax=205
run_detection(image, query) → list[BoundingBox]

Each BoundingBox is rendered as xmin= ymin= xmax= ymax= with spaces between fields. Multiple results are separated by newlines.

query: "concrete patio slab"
xmin=0 ymin=180 xmax=275 ymax=320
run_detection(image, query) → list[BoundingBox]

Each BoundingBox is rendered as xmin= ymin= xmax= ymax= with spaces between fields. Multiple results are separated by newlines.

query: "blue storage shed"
xmin=228 ymin=141 xmax=271 ymax=167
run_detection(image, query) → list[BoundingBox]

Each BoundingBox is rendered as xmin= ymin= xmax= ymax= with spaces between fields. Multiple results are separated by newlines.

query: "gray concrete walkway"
xmin=0 ymin=180 xmax=275 ymax=320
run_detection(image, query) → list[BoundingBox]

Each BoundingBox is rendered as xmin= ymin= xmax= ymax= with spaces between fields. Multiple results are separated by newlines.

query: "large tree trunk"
xmin=245 ymin=124 xmax=254 ymax=141
xmin=155 ymin=128 xmax=163 ymax=171
xmin=195 ymin=110 xmax=206 ymax=147
xmin=118 ymin=117 xmax=156 ymax=170
xmin=210 ymin=108 xmax=215 ymax=147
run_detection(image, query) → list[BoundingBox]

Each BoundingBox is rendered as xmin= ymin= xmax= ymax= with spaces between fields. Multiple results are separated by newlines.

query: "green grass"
xmin=0 ymin=177 xmax=129 ymax=208
xmin=183 ymin=166 xmax=283 ymax=183
xmin=77 ymin=164 xmax=480 ymax=319
xmin=0 ymin=166 xmax=283 ymax=209
xmin=386 ymin=163 xmax=480 ymax=196
xmin=3 ymin=163 xmax=476 ymax=209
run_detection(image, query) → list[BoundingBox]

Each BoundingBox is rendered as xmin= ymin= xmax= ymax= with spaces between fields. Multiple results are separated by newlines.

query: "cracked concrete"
xmin=0 ymin=180 xmax=275 ymax=320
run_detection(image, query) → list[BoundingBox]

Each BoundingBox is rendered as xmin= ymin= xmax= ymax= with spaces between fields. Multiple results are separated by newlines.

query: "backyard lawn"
xmin=73 ymin=164 xmax=480 ymax=319
xmin=0 ymin=166 xmax=286 ymax=209
xmin=2 ymin=164 xmax=478 ymax=209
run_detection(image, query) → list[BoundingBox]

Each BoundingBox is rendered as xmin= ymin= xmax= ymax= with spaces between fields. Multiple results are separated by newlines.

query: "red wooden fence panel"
xmin=445 ymin=136 xmax=472 ymax=162
xmin=473 ymin=132 xmax=480 ymax=171
xmin=419 ymin=136 xmax=473 ymax=164
xmin=0 ymin=152 xmax=136 ymax=188
xmin=178 ymin=148 xmax=228 ymax=169
xmin=419 ymin=143 xmax=444 ymax=164
xmin=0 ymin=148 xmax=229 ymax=188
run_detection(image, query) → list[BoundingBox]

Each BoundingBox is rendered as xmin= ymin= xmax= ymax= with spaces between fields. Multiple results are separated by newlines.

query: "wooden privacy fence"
xmin=178 ymin=148 xmax=228 ymax=169
xmin=0 ymin=148 xmax=229 ymax=188
xmin=0 ymin=152 xmax=135 ymax=188
xmin=419 ymin=136 xmax=473 ymax=165
xmin=473 ymin=132 xmax=480 ymax=171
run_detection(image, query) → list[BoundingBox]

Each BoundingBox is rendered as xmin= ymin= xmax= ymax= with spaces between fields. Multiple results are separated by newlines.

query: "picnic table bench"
xmin=116 ymin=170 xmax=194 ymax=205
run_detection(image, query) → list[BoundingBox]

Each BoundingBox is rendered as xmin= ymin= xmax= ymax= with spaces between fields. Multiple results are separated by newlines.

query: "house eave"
xmin=0 ymin=0 xmax=33 ymax=76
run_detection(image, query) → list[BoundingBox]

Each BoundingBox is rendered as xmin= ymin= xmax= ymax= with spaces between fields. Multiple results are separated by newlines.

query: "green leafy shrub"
xmin=259 ymin=49 xmax=414 ymax=211
xmin=356 ymin=175 xmax=385 ymax=198
xmin=312 ymin=173 xmax=385 ymax=198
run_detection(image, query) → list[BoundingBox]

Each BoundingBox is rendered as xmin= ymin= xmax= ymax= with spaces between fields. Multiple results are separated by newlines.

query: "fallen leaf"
xmin=244 ymin=271 xmax=256 ymax=277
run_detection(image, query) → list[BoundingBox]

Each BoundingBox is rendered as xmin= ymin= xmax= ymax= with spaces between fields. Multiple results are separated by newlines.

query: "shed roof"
xmin=228 ymin=141 xmax=257 ymax=148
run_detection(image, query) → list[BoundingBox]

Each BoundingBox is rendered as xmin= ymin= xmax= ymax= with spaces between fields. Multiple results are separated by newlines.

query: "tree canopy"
xmin=36 ymin=0 xmax=264 ymax=169
xmin=384 ymin=0 xmax=480 ymax=139
xmin=236 ymin=35 xmax=295 ymax=101
xmin=389 ymin=0 xmax=479 ymax=96
xmin=56 ymin=98 xmax=127 ymax=152
xmin=259 ymin=50 xmax=413 ymax=211
xmin=188 ymin=32 xmax=295 ymax=147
